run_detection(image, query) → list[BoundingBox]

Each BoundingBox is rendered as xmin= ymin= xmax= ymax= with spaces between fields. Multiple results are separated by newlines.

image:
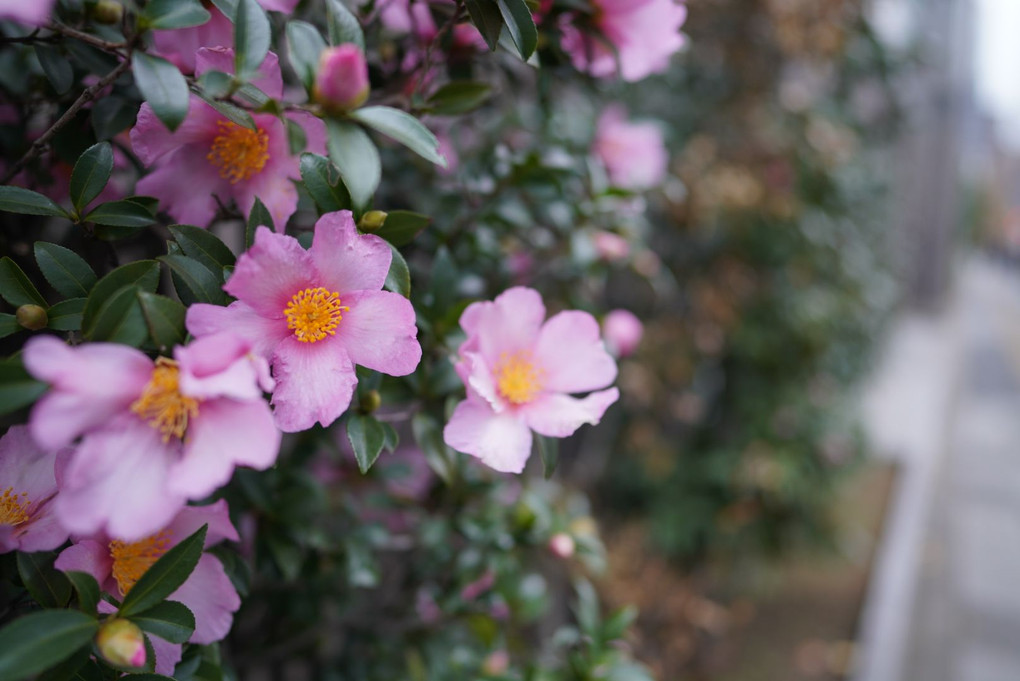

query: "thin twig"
xmin=47 ymin=22 xmax=128 ymax=54
xmin=414 ymin=0 xmax=466 ymax=99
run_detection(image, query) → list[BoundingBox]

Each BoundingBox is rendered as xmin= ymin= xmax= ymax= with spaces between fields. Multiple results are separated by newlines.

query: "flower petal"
xmin=130 ymin=96 xmax=223 ymax=166
xmin=150 ymin=636 xmax=183 ymax=676
xmin=534 ymin=310 xmax=618 ymax=393
xmin=186 ymin=302 xmax=292 ymax=359
xmin=271 ymin=336 xmax=357 ymax=432
xmin=335 ymin=290 xmax=421 ymax=375
xmin=464 ymin=287 xmax=546 ymax=362
xmin=520 ymin=388 xmax=619 ymax=438
xmin=443 ymin=398 xmax=533 ymax=474
xmin=195 ymin=47 xmax=284 ymax=100
xmin=176 ymin=332 xmax=272 ymax=401
xmin=223 ymin=226 xmax=316 ymax=318
xmin=310 ymin=211 xmax=392 ymax=293
xmin=0 ymin=424 xmax=57 ymax=502
xmin=54 ymin=540 xmax=113 ymax=585
xmin=170 ymin=553 xmax=241 ymax=644
xmin=136 ymin=148 xmax=226 ymax=227
xmin=164 ymin=499 xmax=239 ymax=548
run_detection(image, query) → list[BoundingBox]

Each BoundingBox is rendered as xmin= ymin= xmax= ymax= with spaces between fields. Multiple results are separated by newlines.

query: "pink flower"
xmin=0 ymin=425 xmax=68 ymax=553
xmin=379 ymin=0 xmax=485 ymax=48
xmin=152 ymin=0 xmax=300 ymax=73
xmin=602 ymin=309 xmax=643 ymax=357
xmin=186 ymin=211 xmax=423 ymax=432
xmin=0 ymin=0 xmax=55 ymax=25
xmin=55 ymin=501 xmax=241 ymax=675
xmin=443 ymin=287 xmax=619 ymax=473
xmin=592 ymin=230 xmax=630 ymax=261
xmin=561 ymin=0 xmax=687 ymax=82
xmin=314 ymin=45 xmax=370 ymax=112
xmin=594 ymin=106 xmax=668 ymax=190
xmin=130 ymin=48 xmax=326 ymax=229
xmin=23 ymin=333 xmax=280 ymax=541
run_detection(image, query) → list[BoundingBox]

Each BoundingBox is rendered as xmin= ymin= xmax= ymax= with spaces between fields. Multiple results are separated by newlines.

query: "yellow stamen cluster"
xmin=110 ymin=531 xmax=171 ymax=596
xmin=131 ymin=358 xmax=200 ymax=442
xmin=494 ymin=351 xmax=545 ymax=405
xmin=285 ymin=287 xmax=349 ymax=343
xmin=207 ymin=120 xmax=270 ymax=184
xmin=0 ymin=487 xmax=30 ymax=526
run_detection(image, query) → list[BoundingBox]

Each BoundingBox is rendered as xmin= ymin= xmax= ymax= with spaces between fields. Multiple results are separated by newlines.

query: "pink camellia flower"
xmin=314 ymin=44 xmax=370 ymax=112
xmin=130 ymin=48 xmax=326 ymax=229
xmin=0 ymin=0 xmax=56 ymax=25
xmin=443 ymin=287 xmax=619 ymax=473
xmin=379 ymin=0 xmax=485 ymax=48
xmin=0 ymin=425 xmax=68 ymax=553
xmin=55 ymin=501 xmax=242 ymax=675
xmin=560 ymin=0 xmax=687 ymax=82
xmin=603 ymin=309 xmax=643 ymax=357
xmin=153 ymin=0 xmax=300 ymax=73
xmin=594 ymin=106 xmax=668 ymax=190
xmin=186 ymin=210 xmax=423 ymax=432
xmin=592 ymin=230 xmax=630 ymax=262
xmin=23 ymin=333 xmax=280 ymax=541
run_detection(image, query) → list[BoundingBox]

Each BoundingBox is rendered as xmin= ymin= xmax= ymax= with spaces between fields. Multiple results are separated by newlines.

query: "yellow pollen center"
xmin=0 ymin=487 xmax=30 ymax=526
xmin=285 ymin=287 xmax=349 ymax=343
xmin=109 ymin=531 xmax=171 ymax=596
xmin=494 ymin=351 xmax=545 ymax=405
xmin=131 ymin=358 xmax=200 ymax=442
xmin=207 ymin=120 xmax=270 ymax=184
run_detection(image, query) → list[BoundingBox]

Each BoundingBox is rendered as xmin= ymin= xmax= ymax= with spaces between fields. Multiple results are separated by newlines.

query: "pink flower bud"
xmin=603 ymin=309 xmax=644 ymax=358
xmin=548 ymin=532 xmax=576 ymax=559
xmin=314 ymin=45 xmax=370 ymax=112
xmin=96 ymin=619 xmax=146 ymax=669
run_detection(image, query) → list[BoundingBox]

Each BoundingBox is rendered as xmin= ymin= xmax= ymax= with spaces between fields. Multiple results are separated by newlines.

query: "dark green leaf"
xmin=0 ymin=185 xmax=69 ymax=217
xmin=412 ymin=413 xmax=455 ymax=485
xmin=159 ymin=254 xmax=228 ymax=305
xmin=143 ymin=0 xmax=211 ymax=29
xmin=169 ymin=224 xmax=236 ymax=272
xmin=17 ymin=552 xmax=72 ymax=608
xmin=69 ymin=142 xmax=114 ymax=214
xmin=36 ymin=645 xmax=95 ymax=681
xmin=373 ymin=210 xmax=429 ymax=246
xmin=46 ymin=298 xmax=86 ymax=331
xmin=325 ymin=0 xmax=365 ymax=50
xmin=193 ymin=89 xmax=256 ymax=130
xmin=286 ymin=21 xmax=327 ymax=90
xmin=65 ymin=571 xmax=101 ymax=616
xmin=465 ymin=0 xmax=503 ymax=50
xmin=0 ymin=313 xmax=19 ymax=339
xmin=326 ymin=120 xmax=379 ymax=211
xmin=92 ymin=97 xmax=137 ymax=140
xmin=425 ymin=81 xmax=493 ymax=115
xmin=82 ymin=260 xmax=160 ymax=337
xmin=496 ymin=0 xmax=537 ymax=59
xmin=196 ymin=69 xmax=233 ymax=98
xmin=381 ymin=422 xmax=398 ymax=452
xmin=129 ymin=600 xmax=195 ymax=644
xmin=209 ymin=0 xmax=238 ymax=16
xmin=0 ymin=357 xmax=48 ymax=416
xmin=35 ymin=44 xmax=73 ymax=94
xmin=299 ymin=153 xmax=351 ymax=214
xmin=383 ymin=244 xmax=410 ymax=298
xmin=0 ymin=610 xmax=98 ymax=681
xmin=286 ymin=118 xmax=307 ymax=156
xmin=349 ymin=106 xmax=446 ymax=166
xmin=347 ymin=412 xmax=385 ymax=473
xmin=0 ymin=257 xmax=47 ymax=307
xmin=137 ymin=291 xmax=186 ymax=352
xmin=536 ymin=434 xmax=558 ymax=478
xmin=34 ymin=242 xmax=98 ymax=299
xmin=82 ymin=284 xmax=148 ymax=345
xmin=84 ymin=200 xmax=157 ymax=228
xmin=133 ymin=52 xmax=190 ymax=132
xmin=234 ymin=0 xmax=271 ymax=77
xmin=246 ymin=197 xmax=274 ymax=248
xmin=119 ymin=524 xmax=208 ymax=618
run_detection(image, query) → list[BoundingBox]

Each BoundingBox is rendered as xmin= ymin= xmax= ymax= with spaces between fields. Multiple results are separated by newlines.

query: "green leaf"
xmin=299 ymin=153 xmax=351 ymax=214
xmin=347 ymin=413 xmax=386 ymax=473
xmin=325 ymin=0 xmax=365 ymax=50
xmin=349 ymin=106 xmax=446 ymax=166
xmin=0 ymin=610 xmax=99 ymax=681
xmin=46 ymin=298 xmax=86 ymax=331
xmin=425 ymin=81 xmax=493 ymax=115
xmin=35 ymin=44 xmax=73 ymax=94
xmin=381 ymin=422 xmax=398 ymax=452
xmin=193 ymin=89 xmax=256 ymax=130
xmin=0 ymin=313 xmax=19 ymax=340
xmin=133 ymin=52 xmax=190 ymax=131
xmin=65 ymin=571 xmax=101 ymax=616
xmin=286 ymin=21 xmax=327 ymax=90
xmin=142 ymin=0 xmax=211 ymax=29
xmin=92 ymin=96 xmax=137 ymax=140
xmin=196 ymin=69 xmax=234 ymax=98
xmin=0 ymin=356 xmax=48 ymax=416
xmin=465 ymin=0 xmax=503 ymax=51
xmin=17 ymin=552 xmax=72 ymax=609
xmin=412 ymin=413 xmax=456 ymax=485
xmin=82 ymin=260 xmax=160 ymax=338
xmin=246 ymin=197 xmax=274 ymax=248
xmin=209 ymin=0 xmax=238 ymax=16
xmin=169 ymin=225 xmax=237 ymax=272
xmin=0 ymin=185 xmax=69 ymax=217
xmin=34 ymin=242 xmax=98 ymax=299
xmin=159 ymin=254 xmax=228 ymax=305
xmin=234 ymin=0 xmax=271 ymax=77
xmin=69 ymin=142 xmax=114 ymax=214
xmin=129 ymin=600 xmax=196 ymax=644
xmin=84 ymin=199 xmax=157 ymax=228
xmin=383 ymin=244 xmax=410 ymax=298
xmin=326 ymin=120 xmax=379 ymax=211
xmin=536 ymin=434 xmax=558 ymax=479
xmin=36 ymin=646 xmax=96 ymax=681
xmin=0 ymin=256 xmax=47 ymax=307
xmin=119 ymin=524 xmax=208 ymax=618
xmin=496 ymin=0 xmax=537 ymax=59
xmin=286 ymin=117 xmax=308 ymax=155
xmin=137 ymin=291 xmax=186 ymax=352
xmin=373 ymin=210 xmax=429 ymax=246
xmin=83 ymin=284 xmax=148 ymax=345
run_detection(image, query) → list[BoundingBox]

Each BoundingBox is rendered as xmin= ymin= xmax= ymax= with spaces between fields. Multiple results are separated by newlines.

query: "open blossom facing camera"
xmin=55 ymin=501 xmax=242 ymax=674
xmin=186 ymin=210 xmax=423 ymax=432
xmin=594 ymin=106 xmax=669 ymax=191
xmin=443 ymin=287 xmax=619 ymax=473
xmin=23 ymin=333 xmax=280 ymax=541
xmin=561 ymin=0 xmax=687 ymax=82
xmin=130 ymin=48 xmax=326 ymax=229
xmin=0 ymin=425 xmax=67 ymax=553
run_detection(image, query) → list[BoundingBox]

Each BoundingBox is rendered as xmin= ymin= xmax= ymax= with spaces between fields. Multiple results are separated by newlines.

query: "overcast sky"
xmin=974 ymin=0 xmax=1020 ymax=148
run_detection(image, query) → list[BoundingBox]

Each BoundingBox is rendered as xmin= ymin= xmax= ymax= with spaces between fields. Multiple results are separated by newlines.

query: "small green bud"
xmin=359 ymin=389 xmax=381 ymax=414
xmin=15 ymin=304 xmax=47 ymax=331
xmin=93 ymin=0 xmax=124 ymax=24
xmin=96 ymin=619 xmax=146 ymax=669
xmin=358 ymin=210 xmax=388 ymax=233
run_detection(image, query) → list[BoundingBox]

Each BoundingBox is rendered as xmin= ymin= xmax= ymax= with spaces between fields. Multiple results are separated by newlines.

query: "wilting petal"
xmin=310 ymin=211 xmax=392 ymax=293
xmin=223 ymin=226 xmax=315 ymax=318
xmin=186 ymin=302 xmax=291 ymax=360
xmin=443 ymin=399 xmax=533 ymax=474
xmin=334 ymin=290 xmax=421 ymax=376
xmin=170 ymin=553 xmax=241 ymax=644
xmin=533 ymin=311 xmax=618 ymax=394
xmin=271 ymin=337 xmax=357 ymax=432
xmin=520 ymin=388 xmax=620 ymax=438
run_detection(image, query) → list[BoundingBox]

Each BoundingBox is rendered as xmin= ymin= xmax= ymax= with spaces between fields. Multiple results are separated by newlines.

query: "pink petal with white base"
xmin=224 ymin=226 xmax=316 ymax=317
xmin=533 ymin=310 xmax=618 ymax=394
xmin=521 ymin=388 xmax=620 ymax=438
xmin=271 ymin=337 xmax=357 ymax=432
xmin=310 ymin=211 xmax=392 ymax=293
xmin=443 ymin=399 xmax=533 ymax=474
xmin=335 ymin=289 xmax=421 ymax=376
xmin=186 ymin=302 xmax=292 ymax=360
